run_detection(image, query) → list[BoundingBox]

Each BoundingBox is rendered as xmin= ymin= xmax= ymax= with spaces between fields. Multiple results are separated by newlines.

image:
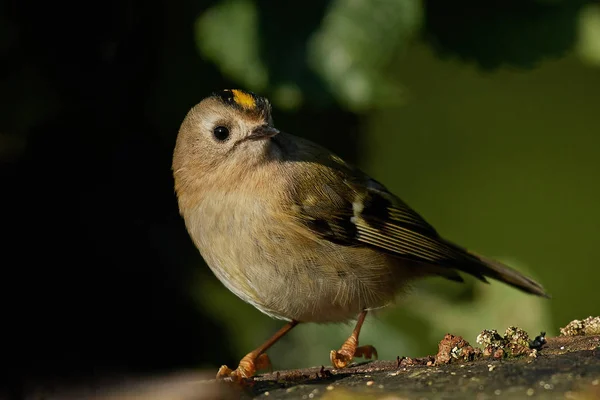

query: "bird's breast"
xmin=183 ymin=190 xmax=404 ymax=323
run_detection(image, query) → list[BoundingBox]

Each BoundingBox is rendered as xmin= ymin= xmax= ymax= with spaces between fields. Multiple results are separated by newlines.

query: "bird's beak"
xmin=246 ymin=125 xmax=280 ymax=141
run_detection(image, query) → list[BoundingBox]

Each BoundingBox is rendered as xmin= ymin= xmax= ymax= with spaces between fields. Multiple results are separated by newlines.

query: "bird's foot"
xmin=216 ymin=352 xmax=272 ymax=382
xmin=330 ymin=345 xmax=378 ymax=369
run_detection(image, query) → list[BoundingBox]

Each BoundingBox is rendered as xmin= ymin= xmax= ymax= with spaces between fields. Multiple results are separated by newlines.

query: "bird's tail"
xmin=464 ymin=248 xmax=550 ymax=298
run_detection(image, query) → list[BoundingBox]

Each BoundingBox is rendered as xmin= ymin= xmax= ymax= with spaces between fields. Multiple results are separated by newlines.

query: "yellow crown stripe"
xmin=231 ymin=89 xmax=257 ymax=110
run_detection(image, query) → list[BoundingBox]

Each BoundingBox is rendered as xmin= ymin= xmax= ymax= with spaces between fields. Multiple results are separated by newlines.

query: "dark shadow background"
xmin=1 ymin=0 xmax=362 ymax=394
xmin=2 ymin=0 xmax=599 ymax=397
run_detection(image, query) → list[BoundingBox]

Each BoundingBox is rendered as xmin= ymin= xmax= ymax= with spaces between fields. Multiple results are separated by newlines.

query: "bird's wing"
xmin=288 ymin=149 xmax=548 ymax=297
xmin=292 ymin=160 xmax=489 ymax=282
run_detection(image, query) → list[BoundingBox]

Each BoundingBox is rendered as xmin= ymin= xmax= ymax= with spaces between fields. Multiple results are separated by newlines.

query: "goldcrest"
xmin=172 ymin=89 xmax=548 ymax=381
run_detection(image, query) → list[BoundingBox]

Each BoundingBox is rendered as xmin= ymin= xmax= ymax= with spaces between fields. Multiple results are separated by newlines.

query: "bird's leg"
xmin=217 ymin=320 xmax=299 ymax=381
xmin=330 ymin=310 xmax=378 ymax=369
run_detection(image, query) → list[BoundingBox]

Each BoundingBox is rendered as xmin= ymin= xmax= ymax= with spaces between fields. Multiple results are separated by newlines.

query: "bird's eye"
xmin=213 ymin=126 xmax=230 ymax=141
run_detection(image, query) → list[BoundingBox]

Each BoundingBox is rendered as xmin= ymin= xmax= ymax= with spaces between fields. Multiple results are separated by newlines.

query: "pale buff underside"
xmin=182 ymin=188 xmax=418 ymax=323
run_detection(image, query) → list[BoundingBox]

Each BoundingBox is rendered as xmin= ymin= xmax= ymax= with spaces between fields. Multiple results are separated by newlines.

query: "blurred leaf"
xmin=576 ymin=3 xmax=600 ymax=67
xmin=253 ymin=0 xmax=333 ymax=109
xmin=195 ymin=0 xmax=423 ymax=111
xmin=423 ymin=0 xmax=591 ymax=70
xmin=195 ymin=0 xmax=268 ymax=91
xmin=270 ymin=82 xmax=304 ymax=110
xmin=307 ymin=0 xmax=423 ymax=111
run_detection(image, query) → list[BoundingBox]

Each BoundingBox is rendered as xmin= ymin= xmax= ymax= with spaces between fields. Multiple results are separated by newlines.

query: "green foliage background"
xmin=3 ymin=0 xmax=600 ymax=381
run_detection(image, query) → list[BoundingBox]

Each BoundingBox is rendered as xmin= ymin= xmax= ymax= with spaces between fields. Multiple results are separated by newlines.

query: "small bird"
xmin=172 ymin=89 xmax=549 ymax=381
